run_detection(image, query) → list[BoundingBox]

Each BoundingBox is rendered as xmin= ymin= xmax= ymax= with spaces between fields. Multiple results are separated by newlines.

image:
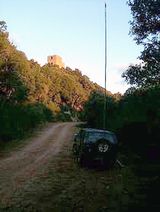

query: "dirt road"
xmin=0 ymin=122 xmax=138 ymax=212
xmin=0 ymin=122 xmax=77 ymax=210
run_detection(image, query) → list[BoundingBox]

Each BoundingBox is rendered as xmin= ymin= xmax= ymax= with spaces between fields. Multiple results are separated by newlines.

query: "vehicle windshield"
xmin=85 ymin=132 xmax=117 ymax=144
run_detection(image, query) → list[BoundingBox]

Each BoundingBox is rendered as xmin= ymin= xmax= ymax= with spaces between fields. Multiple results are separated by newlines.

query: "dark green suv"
xmin=72 ymin=128 xmax=118 ymax=168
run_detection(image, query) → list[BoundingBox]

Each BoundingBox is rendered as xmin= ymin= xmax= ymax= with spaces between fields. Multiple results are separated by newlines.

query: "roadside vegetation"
xmin=0 ymin=20 xmax=106 ymax=142
xmin=0 ymin=122 xmax=159 ymax=212
xmin=82 ymin=1 xmax=160 ymax=210
xmin=0 ymin=123 xmax=147 ymax=212
xmin=0 ymin=0 xmax=159 ymax=211
xmin=83 ymin=0 xmax=160 ymax=155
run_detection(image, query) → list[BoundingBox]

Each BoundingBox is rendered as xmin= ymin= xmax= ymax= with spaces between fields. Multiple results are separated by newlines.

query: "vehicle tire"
xmin=96 ymin=139 xmax=115 ymax=169
xmin=97 ymin=139 xmax=111 ymax=153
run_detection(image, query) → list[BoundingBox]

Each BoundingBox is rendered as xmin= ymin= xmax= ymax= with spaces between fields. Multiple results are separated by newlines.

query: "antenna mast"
xmin=103 ymin=2 xmax=107 ymax=129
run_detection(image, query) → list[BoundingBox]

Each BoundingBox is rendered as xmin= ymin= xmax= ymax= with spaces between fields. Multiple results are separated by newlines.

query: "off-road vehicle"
xmin=72 ymin=128 xmax=118 ymax=168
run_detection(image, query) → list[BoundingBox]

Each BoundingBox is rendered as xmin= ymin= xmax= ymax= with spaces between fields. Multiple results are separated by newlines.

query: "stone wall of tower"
xmin=47 ymin=55 xmax=65 ymax=68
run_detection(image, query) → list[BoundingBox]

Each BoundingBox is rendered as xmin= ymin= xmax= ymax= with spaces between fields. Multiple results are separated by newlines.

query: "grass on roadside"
xmin=0 ymin=139 xmax=139 ymax=212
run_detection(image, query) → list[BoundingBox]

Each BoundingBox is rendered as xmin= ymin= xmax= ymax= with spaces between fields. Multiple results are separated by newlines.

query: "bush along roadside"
xmin=0 ymin=102 xmax=54 ymax=142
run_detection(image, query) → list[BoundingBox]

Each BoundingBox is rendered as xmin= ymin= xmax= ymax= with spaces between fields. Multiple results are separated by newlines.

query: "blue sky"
xmin=0 ymin=0 xmax=142 ymax=94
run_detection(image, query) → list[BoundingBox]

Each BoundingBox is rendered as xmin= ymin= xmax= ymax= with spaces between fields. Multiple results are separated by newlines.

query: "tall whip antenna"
xmin=103 ymin=2 xmax=107 ymax=129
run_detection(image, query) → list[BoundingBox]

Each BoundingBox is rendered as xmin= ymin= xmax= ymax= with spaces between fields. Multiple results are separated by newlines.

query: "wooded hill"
xmin=0 ymin=21 xmax=113 ymax=140
xmin=0 ymin=22 xmax=108 ymax=111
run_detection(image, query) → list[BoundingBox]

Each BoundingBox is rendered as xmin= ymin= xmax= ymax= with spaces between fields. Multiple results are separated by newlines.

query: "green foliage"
xmin=0 ymin=21 xmax=105 ymax=141
xmin=123 ymin=0 xmax=160 ymax=88
xmin=0 ymin=71 xmax=27 ymax=103
xmin=55 ymin=112 xmax=72 ymax=122
xmin=122 ymin=41 xmax=160 ymax=87
xmin=120 ymin=1 xmax=160 ymax=147
xmin=0 ymin=22 xmax=53 ymax=141
xmin=83 ymin=91 xmax=105 ymax=128
xmin=83 ymin=86 xmax=160 ymax=150
xmin=127 ymin=0 xmax=160 ymax=44
xmin=119 ymin=2 xmax=160 ymax=152
xmin=40 ymin=64 xmax=105 ymax=111
xmin=0 ymin=102 xmax=54 ymax=141
xmin=83 ymin=91 xmax=118 ymax=130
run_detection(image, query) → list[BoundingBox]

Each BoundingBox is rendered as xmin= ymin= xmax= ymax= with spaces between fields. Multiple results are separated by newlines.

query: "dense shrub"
xmin=0 ymin=102 xmax=54 ymax=141
xmin=83 ymin=86 xmax=160 ymax=157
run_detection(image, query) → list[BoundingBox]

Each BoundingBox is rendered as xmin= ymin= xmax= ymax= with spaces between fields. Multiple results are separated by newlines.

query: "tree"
xmin=128 ymin=0 xmax=160 ymax=44
xmin=122 ymin=0 xmax=160 ymax=87
xmin=83 ymin=91 xmax=118 ymax=130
